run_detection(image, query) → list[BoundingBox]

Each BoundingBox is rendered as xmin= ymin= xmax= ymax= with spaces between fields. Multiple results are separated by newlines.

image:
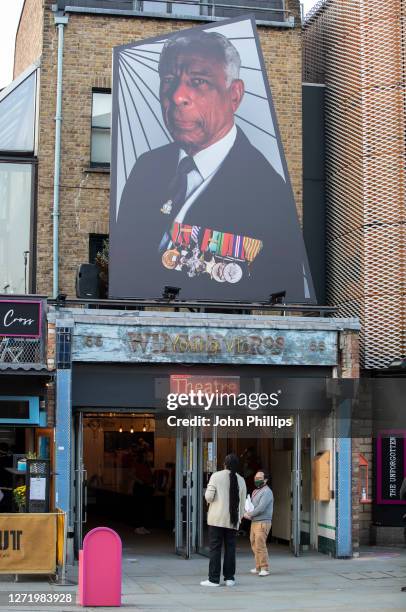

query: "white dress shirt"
xmin=174 ymin=124 xmax=237 ymax=224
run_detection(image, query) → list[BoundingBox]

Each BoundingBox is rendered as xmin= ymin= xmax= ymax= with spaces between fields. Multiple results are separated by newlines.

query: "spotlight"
xmin=269 ymin=291 xmax=286 ymax=305
xmin=55 ymin=293 xmax=67 ymax=308
xmin=162 ymin=286 xmax=180 ymax=301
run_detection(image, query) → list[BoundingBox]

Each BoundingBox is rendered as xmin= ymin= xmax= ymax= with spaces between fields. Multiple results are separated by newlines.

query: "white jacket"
xmin=205 ymin=469 xmax=247 ymax=529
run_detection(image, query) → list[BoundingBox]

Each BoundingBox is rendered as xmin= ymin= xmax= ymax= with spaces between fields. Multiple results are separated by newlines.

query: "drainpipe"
xmin=52 ymin=13 xmax=69 ymax=298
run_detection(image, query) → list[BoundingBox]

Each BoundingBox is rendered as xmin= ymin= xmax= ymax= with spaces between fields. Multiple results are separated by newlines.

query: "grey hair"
xmin=158 ymin=30 xmax=241 ymax=88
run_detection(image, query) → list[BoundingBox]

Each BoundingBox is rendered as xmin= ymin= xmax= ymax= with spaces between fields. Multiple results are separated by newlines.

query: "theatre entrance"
xmin=73 ymin=411 xmax=310 ymax=558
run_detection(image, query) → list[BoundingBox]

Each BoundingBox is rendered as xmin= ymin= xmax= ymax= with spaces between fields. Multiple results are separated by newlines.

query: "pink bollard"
xmin=78 ymin=527 xmax=122 ymax=607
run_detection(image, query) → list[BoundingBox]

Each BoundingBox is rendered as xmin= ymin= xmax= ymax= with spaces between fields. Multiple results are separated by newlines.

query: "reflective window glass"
xmin=91 ymin=91 xmax=112 ymax=166
xmin=0 ymin=163 xmax=33 ymax=294
xmin=0 ymin=72 xmax=36 ymax=153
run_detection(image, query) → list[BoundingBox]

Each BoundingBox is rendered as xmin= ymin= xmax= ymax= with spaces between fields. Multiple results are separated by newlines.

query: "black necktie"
xmin=168 ymin=155 xmax=197 ymax=211
xmin=159 ymin=156 xmax=197 ymax=251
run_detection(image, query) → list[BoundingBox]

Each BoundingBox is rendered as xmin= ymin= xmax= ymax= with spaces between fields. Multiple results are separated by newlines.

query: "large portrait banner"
xmin=109 ymin=16 xmax=315 ymax=302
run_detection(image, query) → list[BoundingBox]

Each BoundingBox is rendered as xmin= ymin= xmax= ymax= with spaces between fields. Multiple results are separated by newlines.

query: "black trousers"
xmin=208 ymin=526 xmax=237 ymax=583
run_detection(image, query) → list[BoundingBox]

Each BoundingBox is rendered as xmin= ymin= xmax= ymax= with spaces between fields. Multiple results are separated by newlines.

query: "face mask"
xmin=255 ymin=480 xmax=264 ymax=488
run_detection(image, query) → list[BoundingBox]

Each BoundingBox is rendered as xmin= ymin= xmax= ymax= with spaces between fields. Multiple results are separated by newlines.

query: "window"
xmin=0 ymin=162 xmax=34 ymax=294
xmin=0 ymin=71 xmax=37 ymax=153
xmin=91 ymin=90 xmax=112 ymax=167
xmin=57 ymin=1 xmax=287 ymax=23
xmin=89 ymin=233 xmax=108 ymax=263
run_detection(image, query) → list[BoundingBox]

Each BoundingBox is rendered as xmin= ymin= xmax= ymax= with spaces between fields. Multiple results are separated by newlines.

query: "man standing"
xmin=111 ymin=29 xmax=310 ymax=302
xmin=200 ymin=454 xmax=246 ymax=587
xmin=245 ymin=471 xmax=274 ymax=577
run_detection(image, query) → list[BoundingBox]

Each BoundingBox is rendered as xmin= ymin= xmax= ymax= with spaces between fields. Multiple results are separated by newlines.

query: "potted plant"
xmin=95 ymin=238 xmax=109 ymax=298
xmin=13 ymin=485 xmax=26 ymax=512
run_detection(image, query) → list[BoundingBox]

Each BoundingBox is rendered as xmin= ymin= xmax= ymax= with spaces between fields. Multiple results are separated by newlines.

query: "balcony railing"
xmin=56 ymin=0 xmax=292 ymax=25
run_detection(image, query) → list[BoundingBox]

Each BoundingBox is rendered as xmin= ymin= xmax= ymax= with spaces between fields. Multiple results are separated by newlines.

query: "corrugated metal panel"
xmin=0 ymin=363 xmax=49 ymax=372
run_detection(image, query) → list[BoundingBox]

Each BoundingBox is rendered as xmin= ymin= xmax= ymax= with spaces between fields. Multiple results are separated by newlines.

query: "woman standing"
xmin=200 ymin=453 xmax=247 ymax=587
xmin=244 ymin=471 xmax=274 ymax=577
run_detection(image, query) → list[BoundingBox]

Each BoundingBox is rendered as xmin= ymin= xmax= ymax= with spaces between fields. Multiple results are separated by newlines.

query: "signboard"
xmin=109 ymin=16 xmax=315 ymax=303
xmin=73 ymin=323 xmax=337 ymax=366
xmin=170 ymin=374 xmax=240 ymax=395
xmin=0 ymin=300 xmax=42 ymax=337
xmin=0 ymin=513 xmax=56 ymax=574
xmin=376 ymin=431 xmax=406 ymax=505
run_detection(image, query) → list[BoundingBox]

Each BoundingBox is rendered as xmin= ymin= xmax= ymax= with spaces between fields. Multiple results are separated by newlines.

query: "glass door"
xmin=175 ymin=421 xmax=198 ymax=558
xmin=73 ymin=412 xmax=87 ymax=555
xmin=197 ymin=422 xmax=218 ymax=555
xmin=291 ymin=413 xmax=301 ymax=557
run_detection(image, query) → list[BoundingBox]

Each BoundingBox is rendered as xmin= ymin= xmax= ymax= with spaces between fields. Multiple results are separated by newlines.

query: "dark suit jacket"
xmin=110 ymin=127 xmax=312 ymax=302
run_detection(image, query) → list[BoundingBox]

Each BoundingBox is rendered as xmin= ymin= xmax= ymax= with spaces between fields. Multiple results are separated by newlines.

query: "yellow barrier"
xmin=56 ymin=508 xmax=65 ymax=567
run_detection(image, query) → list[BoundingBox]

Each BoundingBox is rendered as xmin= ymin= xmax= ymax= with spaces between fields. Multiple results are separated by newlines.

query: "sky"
xmin=0 ymin=0 xmax=320 ymax=90
xmin=0 ymin=0 xmax=25 ymax=89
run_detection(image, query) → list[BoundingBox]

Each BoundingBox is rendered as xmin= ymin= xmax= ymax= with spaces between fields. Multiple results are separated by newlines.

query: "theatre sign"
xmin=73 ymin=322 xmax=337 ymax=366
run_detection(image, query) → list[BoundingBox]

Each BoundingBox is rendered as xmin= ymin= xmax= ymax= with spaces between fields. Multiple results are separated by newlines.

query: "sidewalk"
xmin=0 ymin=545 xmax=405 ymax=612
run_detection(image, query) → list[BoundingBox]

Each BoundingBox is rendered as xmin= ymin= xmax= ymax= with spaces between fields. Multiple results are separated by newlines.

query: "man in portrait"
xmin=111 ymin=29 xmax=310 ymax=301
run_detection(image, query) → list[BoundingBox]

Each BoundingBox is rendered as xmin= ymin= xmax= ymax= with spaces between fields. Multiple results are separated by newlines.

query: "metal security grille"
xmin=0 ymin=336 xmax=42 ymax=364
xmin=303 ymin=0 xmax=406 ymax=369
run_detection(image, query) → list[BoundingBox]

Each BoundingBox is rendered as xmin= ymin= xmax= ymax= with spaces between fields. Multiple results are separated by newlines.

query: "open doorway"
xmin=77 ymin=413 xmax=176 ymax=556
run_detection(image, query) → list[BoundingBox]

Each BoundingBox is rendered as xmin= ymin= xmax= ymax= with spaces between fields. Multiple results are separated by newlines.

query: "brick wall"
xmin=337 ymin=330 xmax=373 ymax=550
xmin=33 ymin=2 xmax=303 ymax=295
xmin=14 ymin=0 xmax=45 ymax=78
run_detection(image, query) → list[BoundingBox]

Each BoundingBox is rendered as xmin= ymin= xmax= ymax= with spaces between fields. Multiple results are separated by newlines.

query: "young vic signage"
xmin=72 ymin=323 xmax=338 ymax=366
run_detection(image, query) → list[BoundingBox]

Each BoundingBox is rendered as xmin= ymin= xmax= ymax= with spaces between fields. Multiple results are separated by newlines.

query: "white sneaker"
xmin=134 ymin=527 xmax=145 ymax=535
xmin=250 ymin=568 xmax=259 ymax=574
xmin=258 ymin=569 xmax=270 ymax=576
xmin=141 ymin=527 xmax=151 ymax=534
xmin=200 ymin=580 xmax=220 ymax=587
xmin=224 ymin=579 xmax=235 ymax=586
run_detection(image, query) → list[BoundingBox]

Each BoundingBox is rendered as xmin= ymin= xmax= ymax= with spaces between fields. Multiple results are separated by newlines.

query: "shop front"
xmin=50 ymin=308 xmax=359 ymax=560
xmin=0 ymin=296 xmax=57 ymax=575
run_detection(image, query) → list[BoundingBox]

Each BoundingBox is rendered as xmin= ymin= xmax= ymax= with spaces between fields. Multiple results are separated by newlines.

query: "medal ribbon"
xmin=191 ymin=225 xmax=201 ymax=245
xmin=179 ymin=224 xmax=192 ymax=246
xmin=243 ymin=237 xmax=263 ymax=262
xmin=171 ymin=222 xmax=180 ymax=245
xmin=221 ymin=233 xmax=234 ymax=257
xmin=169 ymin=223 xmax=262 ymax=263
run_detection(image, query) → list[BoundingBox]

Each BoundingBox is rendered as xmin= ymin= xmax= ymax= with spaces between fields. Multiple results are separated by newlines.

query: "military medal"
xmin=212 ymin=262 xmax=226 ymax=282
xmin=160 ymin=200 xmax=173 ymax=214
xmin=166 ymin=221 xmax=262 ymax=284
xmin=223 ymin=262 xmax=243 ymax=284
xmin=162 ymin=249 xmax=180 ymax=269
xmin=205 ymin=256 xmax=216 ymax=276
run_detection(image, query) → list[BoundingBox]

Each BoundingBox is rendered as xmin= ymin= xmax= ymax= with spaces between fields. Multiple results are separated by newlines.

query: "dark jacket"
xmin=109 ymin=127 xmax=312 ymax=302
